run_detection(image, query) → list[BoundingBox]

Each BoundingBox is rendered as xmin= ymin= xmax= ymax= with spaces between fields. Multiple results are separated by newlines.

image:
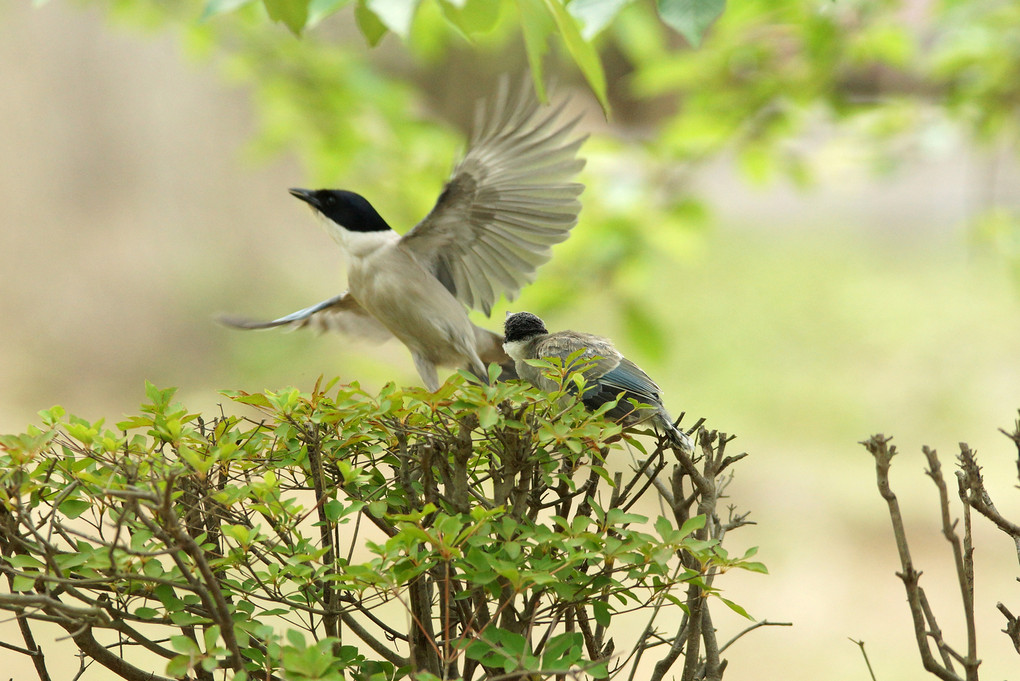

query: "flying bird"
xmin=502 ymin=311 xmax=695 ymax=453
xmin=222 ymin=80 xmax=587 ymax=391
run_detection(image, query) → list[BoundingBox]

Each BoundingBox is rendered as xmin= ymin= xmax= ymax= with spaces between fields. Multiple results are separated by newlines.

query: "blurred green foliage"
xmin=198 ymin=0 xmax=728 ymax=110
xmin=10 ymin=3 xmax=1020 ymax=676
xmin=79 ymin=0 xmax=1020 ymax=357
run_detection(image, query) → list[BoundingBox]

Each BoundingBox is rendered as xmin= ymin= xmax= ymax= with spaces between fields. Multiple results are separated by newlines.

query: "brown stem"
xmin=923 ymin=446 xmax=979 ymax=681
xmin=863 ymin=435 xmax=968 ymax=681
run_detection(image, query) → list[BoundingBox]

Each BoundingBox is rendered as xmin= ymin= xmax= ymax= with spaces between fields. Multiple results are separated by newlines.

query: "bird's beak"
xmin=289 ymin=188 xmax=317 ymax=208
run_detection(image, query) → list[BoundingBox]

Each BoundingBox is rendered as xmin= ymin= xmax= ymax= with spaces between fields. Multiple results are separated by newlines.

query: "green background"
xmin=2 ymin=0 xmax=1020 ymax=678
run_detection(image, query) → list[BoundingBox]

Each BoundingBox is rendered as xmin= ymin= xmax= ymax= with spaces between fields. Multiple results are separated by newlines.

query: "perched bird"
xmin=502 ymin=311 xmax=695 ymax=453
xmin=222 ymin=79 xmax=586 ymax=391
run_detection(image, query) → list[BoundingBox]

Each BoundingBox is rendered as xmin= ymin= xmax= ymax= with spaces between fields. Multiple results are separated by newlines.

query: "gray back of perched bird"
xmin=503 ymin=312 xmax=694 ymax=454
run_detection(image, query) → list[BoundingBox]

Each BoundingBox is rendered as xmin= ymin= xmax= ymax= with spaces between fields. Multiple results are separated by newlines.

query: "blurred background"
xmin=3 ymin=0 xmax=1020 ymax=678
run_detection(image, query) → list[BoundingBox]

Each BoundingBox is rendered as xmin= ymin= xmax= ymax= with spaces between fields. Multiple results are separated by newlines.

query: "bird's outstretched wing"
xmin=219 ymin=292 xmax=392 ymax=341
xmin=401 ymin=78 xmax=587 ymax=315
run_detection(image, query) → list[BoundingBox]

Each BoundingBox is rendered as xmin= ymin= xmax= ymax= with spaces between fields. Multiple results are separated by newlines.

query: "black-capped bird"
xmin=502 ymin=311 xmax=695 ymax=454
xmin=222 ymin=80 xmax=586 ymax=391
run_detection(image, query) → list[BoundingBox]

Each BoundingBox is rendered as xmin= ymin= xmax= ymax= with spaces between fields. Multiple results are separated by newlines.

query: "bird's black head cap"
xmin=289 ymin=188 xmax=391 ymax=233
xmin=504 ymin=311 xmax=548 ymax=342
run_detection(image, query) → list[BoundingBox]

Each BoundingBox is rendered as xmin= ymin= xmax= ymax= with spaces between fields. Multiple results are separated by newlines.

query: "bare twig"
xmin=996 ymin=603 xmax=1020 ymax=655
xmin=699 ymin=598 xmax=722 ymax=681
xmin=956 ymin=443 xmax=1020 ymax=567
xmin=922 ymin=446 xmax=979 ymax=680
xmin=849 ymin=638 xmax=878 ymax=681
xmin=863 ymin=434 xmax=971 ymax=681
xmin=61 ymin=623 xmax=176 ymax=681
xmin=954 ymin=437 xmax=1020 ymax=658
xmin=719 ymin=620 xmax=792 ymax=654
xmin=299 ymin=418 xmax=341 ymax=642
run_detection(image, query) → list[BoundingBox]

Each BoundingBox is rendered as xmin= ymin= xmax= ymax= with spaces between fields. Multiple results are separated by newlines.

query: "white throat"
xmin=502 ymin=338 xmax=531 ymax=363
xmin=317 ymin=214 xmax=398 ymax=259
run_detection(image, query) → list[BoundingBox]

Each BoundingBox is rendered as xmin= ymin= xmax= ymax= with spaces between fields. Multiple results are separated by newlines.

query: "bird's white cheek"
xmin=502 ymin=339 xmax=529 ymax=362
xmin=315 ymin=215 xmax=347 ymax=248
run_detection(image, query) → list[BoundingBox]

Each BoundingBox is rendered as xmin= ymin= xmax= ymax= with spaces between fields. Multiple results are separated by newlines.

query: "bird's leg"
xmin=412 ymin=353 xmax=440 ymax=392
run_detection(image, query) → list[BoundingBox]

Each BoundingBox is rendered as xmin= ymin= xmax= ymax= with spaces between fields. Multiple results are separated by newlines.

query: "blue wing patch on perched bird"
xmin=574 ymin=359 xmax=665 ymax=421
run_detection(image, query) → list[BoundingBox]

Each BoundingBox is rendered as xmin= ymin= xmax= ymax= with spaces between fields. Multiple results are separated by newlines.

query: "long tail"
xmin=663 ymin=418 xmax=695 ymax=455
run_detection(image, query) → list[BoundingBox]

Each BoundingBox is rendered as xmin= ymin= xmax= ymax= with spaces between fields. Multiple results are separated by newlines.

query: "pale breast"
xmin=349 ymin=245 xmax=477 ymax=366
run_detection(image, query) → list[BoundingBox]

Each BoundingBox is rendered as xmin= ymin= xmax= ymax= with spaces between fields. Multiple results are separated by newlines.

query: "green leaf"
xmin=263 ymin=0 xmax=310 ymax=34
xmin=568 ymin=0 xmax=632 ymax=40
xmin=37 ymin=405 xmax=65 ymax=426
xmin=543 ymin=631 xmax=582 ymax=663
xmin=58 ymin=499 xmax=92 ymax=519
xmin=465 ymin=638 xmax=494 ymax=662
xmin=366 ymin=0 xmax=419 ymax=38
xmin=166 ymin=655 xmax=192 ymax=678
xmin=54 ymin=551 xmax=90 ymax=571
xmin=144 ymin=381 xmax=177 ymax=410
xmin=170 ymin=634 xmax=202 ymax=654
xmin=543 ymin=0 xmax=608 ymax=113
xmin=438 ymin=0 xmax=502 ymax=36
xmin=286 ymin=628 xmax=306 ymax=649
xmin=324 ymin=499 xmax=346 ymax=522
xmin=221 ymin=524 xmax=253 ymax=545
xmin=355 ymin=0 xmax=389 ymax=44
xmin=657 ymin=0 xmax=724 ymax=48
xmin=200 ymin=0 xmax=256 ymax=20
xmin=7 ymin=555 xmax=44 ymax=569
xmin=588 ymin=658 xmax=611 ymax=679
xmin=203 ymin=625 xmax=222 ymax=652
xmin=308 ymin=0 xmax=351 ymax=25
xmin=678 ymin=514 xmax=706 ymax=537
xmin=143 ymin=559 xmax=165 ymax=578
xmin=654 ymin=515 xmax=675 ymax=540
xmin=488 ymin=627 xmax=527 ymax=655
xmin=517 ymin=0 xmax=553 ymax=103
xmin=684 ymin=537 xmax=717 ymax=553
xmin=591 ymin=600 xmax=611 ymax=627
xmin=605 ymin=507 xmax=647 ymax=526
xmin=718 ymin=595 xmax=754 ymax=620
xmin=223 ymin=390 xmax=272 ymax=409
xmin=478 ymin=404 xmax=499 ymax=429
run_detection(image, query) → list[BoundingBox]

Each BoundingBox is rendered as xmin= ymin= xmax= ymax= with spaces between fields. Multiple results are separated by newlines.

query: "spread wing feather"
xmin=401 ymin=77 xmax=587 ymax=315
xmin=219 ymin=292 xmax=393 ymax=341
